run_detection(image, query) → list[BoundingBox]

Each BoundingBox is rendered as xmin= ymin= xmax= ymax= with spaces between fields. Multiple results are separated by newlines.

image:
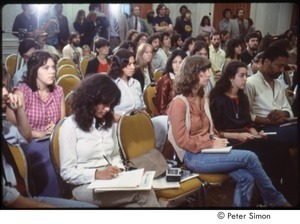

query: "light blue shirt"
xmin=13 ymin=64 xmax=27 ymax=87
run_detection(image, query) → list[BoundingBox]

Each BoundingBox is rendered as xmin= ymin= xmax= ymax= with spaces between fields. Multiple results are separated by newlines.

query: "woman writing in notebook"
xmin=59 ymin=74 xmax=159 ymax=207
xmin=167 ymin=56 xmax=290 ymax=207
xmin=209 ymin=61 xmax=297 ymax=205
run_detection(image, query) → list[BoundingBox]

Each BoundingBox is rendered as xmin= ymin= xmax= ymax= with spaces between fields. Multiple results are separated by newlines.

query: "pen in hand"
xmin=103 ymin=155 xmax=111 ymax=166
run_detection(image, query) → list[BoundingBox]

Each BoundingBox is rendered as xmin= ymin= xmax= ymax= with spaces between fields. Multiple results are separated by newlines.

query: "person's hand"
xmin=212 ymin=138 xmax=228 ymax=148
xmin=6 ymin=93 xmax=23 ymax=111
xmin=95 ymin=166 xmax=121 ymax=179
xmin=44 ymin=123 xmax=55 ymax=135
xmin=236 ymin=132 xmax=254 ymax=142
xmin=267 ymin=110 xmax=288 ymax=125
xmin=257 ymin=130 xmax=268 ymax=139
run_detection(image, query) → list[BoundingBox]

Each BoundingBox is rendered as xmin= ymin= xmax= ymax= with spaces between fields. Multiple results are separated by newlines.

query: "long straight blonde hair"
xmin=135 ymin=43 xmax=154 ymax=79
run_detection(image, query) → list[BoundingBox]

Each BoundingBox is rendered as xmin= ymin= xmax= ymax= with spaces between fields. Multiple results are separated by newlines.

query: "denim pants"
xmin=183 ymin=149 xmax=287 ymax=207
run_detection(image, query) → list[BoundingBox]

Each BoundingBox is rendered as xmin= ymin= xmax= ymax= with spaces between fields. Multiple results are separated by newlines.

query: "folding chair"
xmin=64 ymin=91 xmax=74 ymax=117
xmin=79 ymin=56 xmax=90 ymax=77
xmin=49 ymin=118 xmax=73 ymax=198
xmin=5 ymin=54 xmax=23 ymax=77
xmin=143 ymin=83 xmax=159 ymax=117
xmin=57 ymin=64 xmax=81 ymax=79
xmin=154 ymin=68 xmax=164 ymax=83
xmin=117 ymin=109 xmax=202 ymax=207
xmin=8 ymin=144 xmax=36 ymax=197
xmin=57 ymin=57 xmax=76 ymax=68
xmin=56 ymin=74 xmax=81 ymax=97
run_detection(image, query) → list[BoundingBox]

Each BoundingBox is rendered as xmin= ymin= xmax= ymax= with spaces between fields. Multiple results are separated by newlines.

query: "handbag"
xmin=126 ymin=148 xmax=169 ymax=179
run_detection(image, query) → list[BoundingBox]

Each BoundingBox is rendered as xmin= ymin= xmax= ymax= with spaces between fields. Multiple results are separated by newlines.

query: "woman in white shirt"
xmin=109 ymin=49 xmax=168 ymax=152
xmin=108 ymin=49 xmax=146 ymax=122
xmin=59 ymin=74 xmax=159 ymax=207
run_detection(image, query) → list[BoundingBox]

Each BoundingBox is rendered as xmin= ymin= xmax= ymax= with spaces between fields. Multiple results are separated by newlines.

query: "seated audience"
xmin=133 ymin=43 xmax=154 ymax=91
xmin=240 ymin=32 xmax=259 ymax=65
xmin=153 ymin=49 xmax=187 ymax=115
xmin=147 ymin=33 xmax=165 ymax=71
xmin=167 ymin=55 xmax=291 ymax=207
xmin=34 ymin=29 xmax=61 ymax=59
xmin=6 ymin=50 xmax=66 ymax=197
xmin=82 ymin=44 xmax=95 ymax=58
xmin=245 ymin=45 xmax=297 ymax=148
xmin=62 ymin=31 xmax=83 ymax=66
xmin=210 ymin=61 xmax=297 ymax=205
xmin=13 ymin=38 xmax=40 ymax=87
xmin=85 ymin=37 xmax=110 ymax=77
xmin=59 ymin=74 xmax=159 ymax=207
xmin=222 ymin=38 xmax=243 ymax=70
xmin=181 ymin=36 xmax=196 ymax=56
xmin=2 ymin=66 xmax=97 ymax=209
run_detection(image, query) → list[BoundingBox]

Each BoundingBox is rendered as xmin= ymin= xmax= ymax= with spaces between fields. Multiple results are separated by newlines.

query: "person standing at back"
xmin=227 ymin=8 xmax=249 ymax=40
xmin=54 ymin=4 xmax=70 ymax=53
xmin=152 ymin=4 xmax=173 ymax=33
xmin=127 ymin=5 xmax=149 ymax=35
xmin=12 ymin=4 xmax=37 ymax=39
xmin=219 ymin=8 xmax=232 ymax=32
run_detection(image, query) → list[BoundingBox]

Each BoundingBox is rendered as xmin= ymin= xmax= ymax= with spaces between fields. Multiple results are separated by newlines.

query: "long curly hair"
xmin=71 ymin=74 xmax=121 ymax=131
xmin=21 ymin=50 xmax=56 ymax=92
xmin=225 ymin=38 xmax=243 ymax=59
xmin=175 ymin=55 xmax=211 ymax=97
xmin=209 ymin=61 xmax=249 ymax=115
xmin=108 ymin=49 xmax=135 ymax=80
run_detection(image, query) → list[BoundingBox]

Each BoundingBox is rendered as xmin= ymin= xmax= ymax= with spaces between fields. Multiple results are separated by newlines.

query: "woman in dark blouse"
xmin=209 ymin=61 xmax=297 ymax=205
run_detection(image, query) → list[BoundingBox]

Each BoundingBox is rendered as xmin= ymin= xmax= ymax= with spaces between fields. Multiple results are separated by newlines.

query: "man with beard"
xmin=34 ymin=29 xmax=60 ymax=59
xmin=62 ymin=31 xmax=83 ymax=66
xmin=147 ymin=33 xmax=165 ymax=71
xmin=245 ymin=45 xmax=297 ymax=148
xmin=209 ymin=32 xmax=225 ymax=76
xmin=241 ymin=32 xmax=259 ymax=65
xmin=227 ymin=8 xmax=249 ymax=40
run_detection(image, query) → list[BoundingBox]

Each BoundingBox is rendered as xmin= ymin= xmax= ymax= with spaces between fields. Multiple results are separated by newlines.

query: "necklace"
xmin=231 ymin=97 xmax=239 ymax=119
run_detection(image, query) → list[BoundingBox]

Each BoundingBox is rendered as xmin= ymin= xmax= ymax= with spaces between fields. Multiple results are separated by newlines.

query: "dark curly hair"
xmin=164 ymin=49 xmax=187 ymax=75
xmin=225 ymin=38 xmax=243 ymax=59
xmin=108 ymin=49 xmax=135 ymax=80
xmin=210 ymin=61 xmax=249 ymax=117
xmin=190 ymin=40 xmax=209 ymax=58
xmin=175 ymin=56 xmax=211 ymax=97
xmin=21 ymin=50 xmax=57 ymax=92
xmin=71 ymin=74 xmax=121 ymax=132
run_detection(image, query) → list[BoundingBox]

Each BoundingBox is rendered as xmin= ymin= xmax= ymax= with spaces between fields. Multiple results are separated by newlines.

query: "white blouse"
xmin=113 ymin=77 xmax=145 ymax=116
xmin=59 ymin=115 xmax=124 ymax=186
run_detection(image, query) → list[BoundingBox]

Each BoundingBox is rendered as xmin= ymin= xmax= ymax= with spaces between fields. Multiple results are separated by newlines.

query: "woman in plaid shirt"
xmin=6 ymin=50 xmax=66 ymax=197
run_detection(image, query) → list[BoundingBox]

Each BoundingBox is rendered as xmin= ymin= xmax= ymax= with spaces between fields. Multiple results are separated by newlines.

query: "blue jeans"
xmin=183 ymin=149 xmax=287 ymax=207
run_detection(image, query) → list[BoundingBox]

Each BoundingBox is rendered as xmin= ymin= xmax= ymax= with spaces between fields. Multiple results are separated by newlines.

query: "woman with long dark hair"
xmin=59 ymin=74 xmax=159 ymax=207
xmin=153 ymin=49 xmax=187 ymax=115
xmin=210 ymin=61 xmax=297 ymax=205
xmin=167 ymin=56 xmax=291 ymax=207
xmin=6 ymin=50 xmax=65 ymax=197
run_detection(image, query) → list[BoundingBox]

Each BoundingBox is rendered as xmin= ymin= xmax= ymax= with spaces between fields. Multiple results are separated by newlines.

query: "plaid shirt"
xmin=17 ymin=83 xmax=63 ymax=132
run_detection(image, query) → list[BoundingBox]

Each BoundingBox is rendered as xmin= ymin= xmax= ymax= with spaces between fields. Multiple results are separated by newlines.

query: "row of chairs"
xmin=4 ymin=54 xmax=90 ymax=79
xmin=47 ymin=109 xmax=230 ymax=207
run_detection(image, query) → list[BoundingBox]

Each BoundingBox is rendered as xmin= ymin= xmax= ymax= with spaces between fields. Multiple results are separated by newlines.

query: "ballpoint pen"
xmin=103 ymin=155 xmax=112 ymax=166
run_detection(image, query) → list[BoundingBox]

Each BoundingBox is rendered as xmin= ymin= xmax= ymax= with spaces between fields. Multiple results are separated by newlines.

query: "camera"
xmin=18 ymin=29 xmax=28 ymax=41
xmin=166 ymin=167 xmax=181 ymax=182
